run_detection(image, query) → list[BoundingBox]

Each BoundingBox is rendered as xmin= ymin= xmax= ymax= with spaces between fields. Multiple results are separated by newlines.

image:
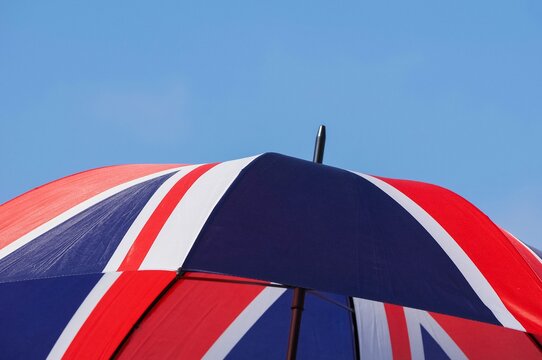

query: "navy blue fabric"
xmin=420 ymin=326 xmax=450 ymax=360
xmin=0 ymin=273 xmax=101 ymax=359
xmin=184 ymin=153 xmax=499 ymax=326
xmin=297 ymin=292 xmax=355 ymax=359
xmin=226 ymin=290 xmax=354 ymax=359
xmin=0 ymin=173 xmax=173 ymax=282
xmin=225 ymin=290 xmax=289 ymax=359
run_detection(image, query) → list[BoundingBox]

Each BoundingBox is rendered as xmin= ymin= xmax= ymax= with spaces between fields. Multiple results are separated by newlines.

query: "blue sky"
xmin=1 ymin=1 xmax=541 ymax=248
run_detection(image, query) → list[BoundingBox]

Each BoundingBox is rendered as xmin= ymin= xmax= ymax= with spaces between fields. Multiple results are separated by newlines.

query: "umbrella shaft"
xmin=286 ymin=125 xmax=324 ymax=359
xmin=287 ymin=287 xmax=306 ymax=360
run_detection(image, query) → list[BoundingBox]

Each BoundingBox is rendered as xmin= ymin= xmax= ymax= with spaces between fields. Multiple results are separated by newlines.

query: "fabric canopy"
xmin=0 ymin=153 xmax=541 ymax=358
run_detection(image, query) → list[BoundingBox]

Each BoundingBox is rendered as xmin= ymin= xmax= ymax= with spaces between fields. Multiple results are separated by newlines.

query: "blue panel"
xmin=420 ymin=326 xmax=450 ymax=360
xmin=184 ymin=153 xmax=499 ymax=325
xmin=297 ymin=292 xmax=354 ymax=359
xmin=225 ymin=290 xmax=290 ymax=359
xmin=226 ymin=290 xmax=354 ymax=360
xmin=0 ymin=173 xmax=174 ymax=282
xmin=0 ymin=273 xmax=101 ymax=359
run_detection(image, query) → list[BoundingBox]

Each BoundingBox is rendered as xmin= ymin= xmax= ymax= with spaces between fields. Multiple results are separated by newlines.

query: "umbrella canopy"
xmin=0 ymin=153 xmax=541 ymax=359
xmin=353 ymin=297 xmax=542 ymax=359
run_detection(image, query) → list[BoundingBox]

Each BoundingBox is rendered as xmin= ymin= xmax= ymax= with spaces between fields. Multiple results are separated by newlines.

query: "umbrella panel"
xmin=116 ymin=273 xmax=355 ymax=360
xmin=113 ymin=273 xmax=541 ymax=359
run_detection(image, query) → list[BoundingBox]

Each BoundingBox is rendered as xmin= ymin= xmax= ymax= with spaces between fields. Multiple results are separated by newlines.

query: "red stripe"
xmin=377 ymin=177 xmax=542 ymax=335
xmin=431 ymin=311 xmax=542 ymax=359
xmin=499 ymin=228 xmax=542 ymax=281
xmin=384 ymin=303 xmax=412 ymax=360
xmin=116 ymin=273 xmax=265 ymax=360
xmin=62 ymin=271 xmax=176 ymax=360
xmin=0 ymin=164 xmax=181 ymax=251
xmin=118 ymin=163 xmax=219 ymax=271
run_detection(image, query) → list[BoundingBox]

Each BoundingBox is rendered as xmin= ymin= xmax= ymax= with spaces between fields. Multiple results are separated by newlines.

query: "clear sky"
xmin=1 ymin=1 xmax=541 ymax=248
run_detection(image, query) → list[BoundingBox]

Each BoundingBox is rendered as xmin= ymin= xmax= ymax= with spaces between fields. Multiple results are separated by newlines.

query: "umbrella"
xmin=1 ymin=127 xmax=541 ymax=359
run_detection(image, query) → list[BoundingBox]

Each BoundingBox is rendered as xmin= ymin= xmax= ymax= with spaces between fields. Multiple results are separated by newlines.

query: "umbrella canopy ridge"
xmin=0 ymin=152 xmax=541 ymax=359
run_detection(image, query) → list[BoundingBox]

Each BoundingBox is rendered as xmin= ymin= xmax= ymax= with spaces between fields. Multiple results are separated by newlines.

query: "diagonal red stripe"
xmin=500 ymin=228 xmax=542 ymax=282
xmin=63 ymin=271 xmax=176 ymax=360
xmin=431 ymin=311 xmax=542 ymax=360
xmin=384 ymin=303 xmax=412 ymax=360
xmin=118 ymin=163 xmax=219 ymax=271
xmin=116 ymin=273 xmax=265 ymax=360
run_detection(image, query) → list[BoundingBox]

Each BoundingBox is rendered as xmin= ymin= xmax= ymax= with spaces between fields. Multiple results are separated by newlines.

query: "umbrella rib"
xmin=347 ymin=296 xmax=361 ymax=360
xmin=176 ymin=272 xmax=357 ymax=314
xmin=180 ymin=275 xmax=292 ymax=289
xmin=305 ymin=290 xmax=354 ymax=313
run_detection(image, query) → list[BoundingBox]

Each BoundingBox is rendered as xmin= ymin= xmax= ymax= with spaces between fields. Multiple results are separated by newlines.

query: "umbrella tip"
xmin=313 ymin=125 xmax=326 ymax=164
xmin=317 ymin=124 xmax=326 ymax=136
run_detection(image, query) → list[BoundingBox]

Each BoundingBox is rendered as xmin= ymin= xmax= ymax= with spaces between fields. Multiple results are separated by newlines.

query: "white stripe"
xmin=103 ymin=165 xmax=200 ymax=272
xmin=139 ymin=156 xmax=258 ymax=271
xmin=202 ymin=287 xmax=286 ymax=360
xmin=47 ymin=272 xmax=121 ymax=359
xmin=0 ymin=167 xmax=183 ymax=262
xmin=354 ymin=172 xmax=525 ymax=331
xmin=353 ymin=298 xmax=393 ymax=360
xmin=404 ymin=307 xmax=467 ymax=360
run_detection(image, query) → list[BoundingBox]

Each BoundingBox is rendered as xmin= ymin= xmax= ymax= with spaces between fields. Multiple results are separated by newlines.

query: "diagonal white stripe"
xmin=353 ymin=298 xmax=393 ymax=360
xmin=103 ymin=165 xmax=200 ymax=272
xmin=354 ymin=172 xmax=525 ymax=331
xmin=139 ymin=156 xmax=258 ymax=271
xmin=46 ymin=272 xmax=121 ymax=360
xmin=202 ymin=287 xmax=286 ymax=360
xmin=404 ymin=307 xmax=467 ymax=360
xmin=0 ymin=167 xmax=183 ymax=262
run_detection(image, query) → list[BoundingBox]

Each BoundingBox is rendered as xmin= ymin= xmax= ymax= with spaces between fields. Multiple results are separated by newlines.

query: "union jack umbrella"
xmin=1 ymin=129 xmax=541 ymax=359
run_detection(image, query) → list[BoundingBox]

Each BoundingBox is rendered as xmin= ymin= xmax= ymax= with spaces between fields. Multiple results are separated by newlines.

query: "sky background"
xmin=1 ymin=1 xmax=541 ymax=248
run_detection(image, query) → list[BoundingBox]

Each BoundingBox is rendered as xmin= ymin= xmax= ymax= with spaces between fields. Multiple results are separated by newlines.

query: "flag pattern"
xmin=354 ymin=298 xmax=542 ymax=360
xmin=0 ymin=153 xmax=540 ymax=359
